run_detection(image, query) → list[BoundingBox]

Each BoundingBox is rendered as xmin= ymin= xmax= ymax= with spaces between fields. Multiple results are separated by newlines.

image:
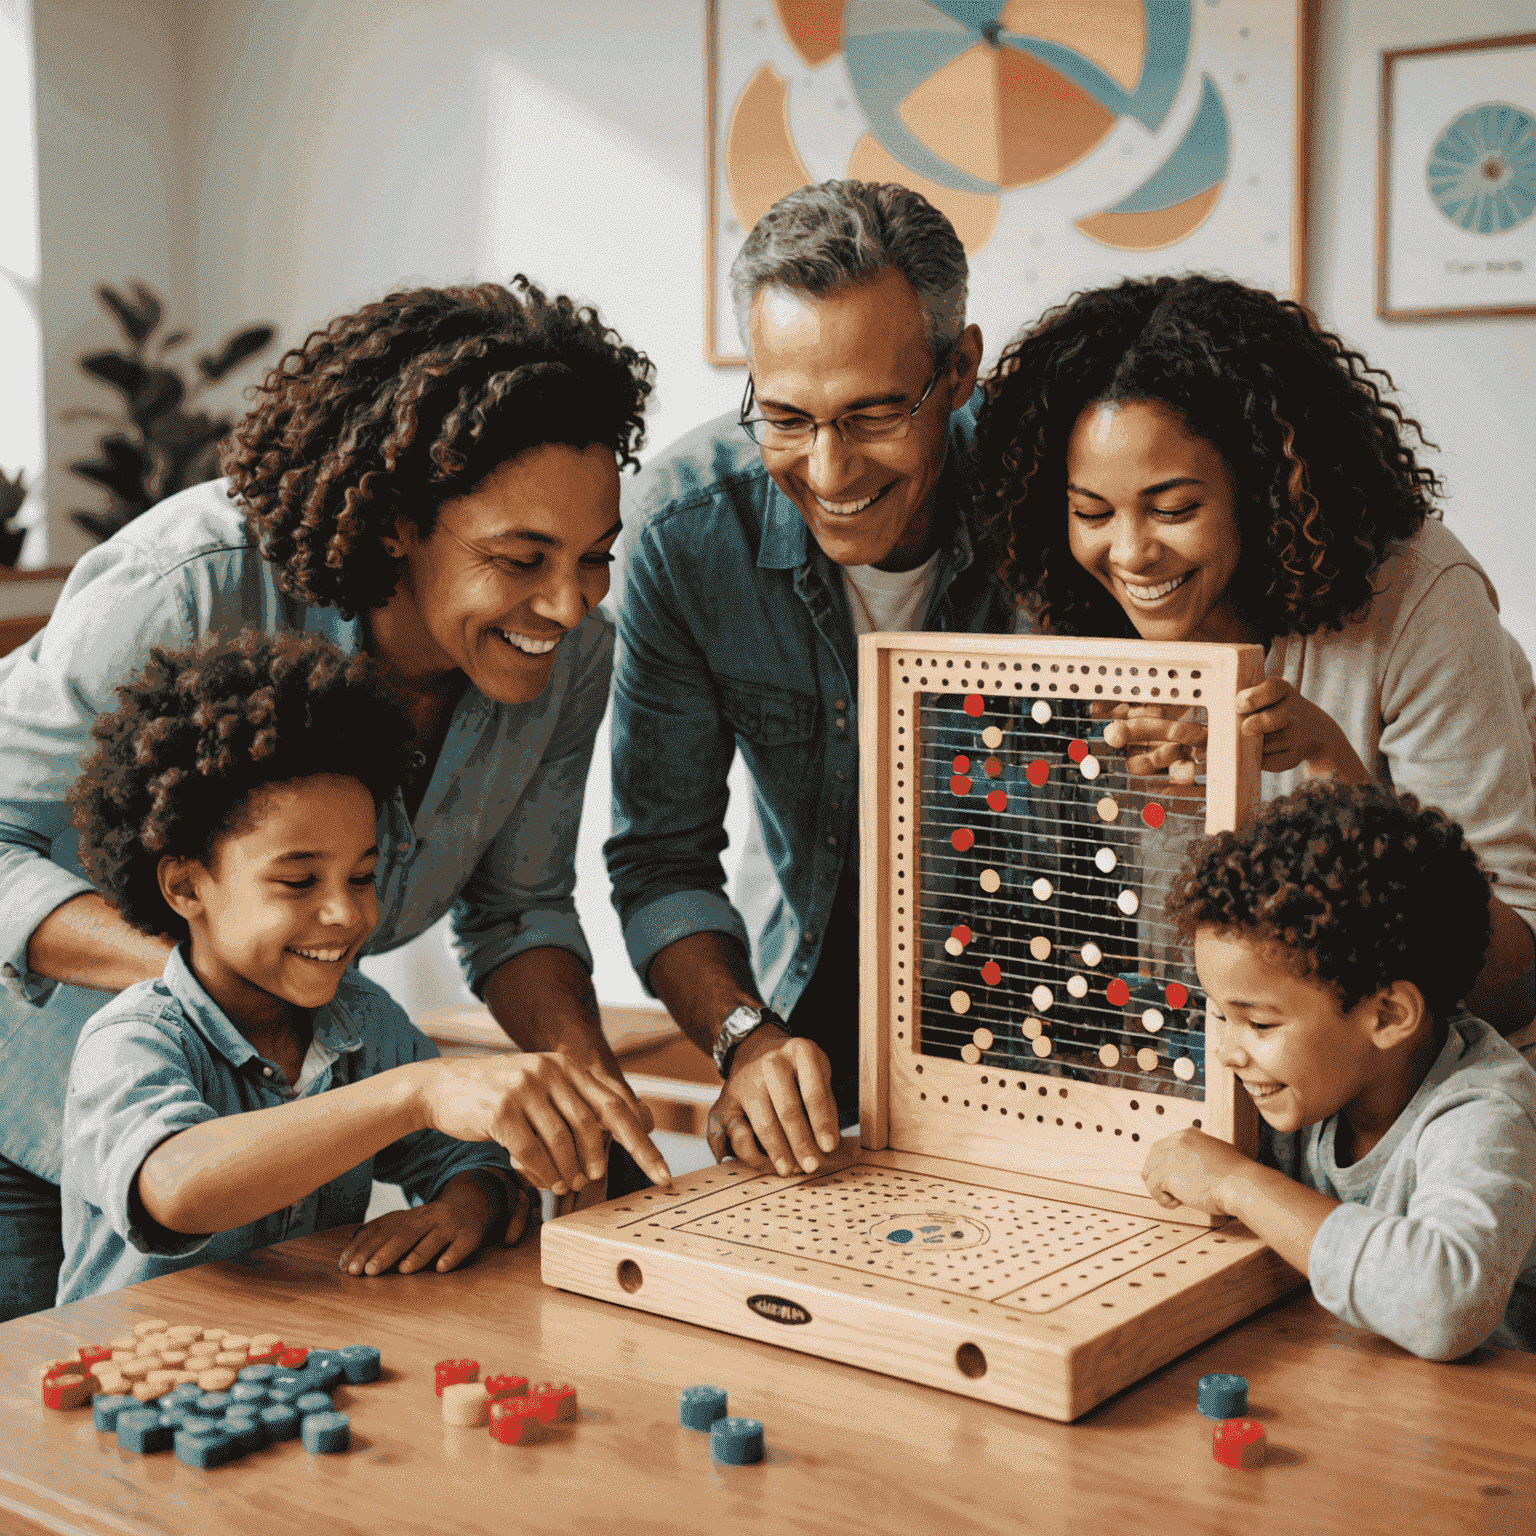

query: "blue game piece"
xmin=237 ymin=1364 xmax=277 ymax=1385
xmin=156 ymin=1401 xmax=195 ymax=1426
xmin=195 ymin=1391 xmax=233 ymax=1415
xmin=301 ymin=1410 xmax=350 ymax=1454
xmin=679 ymin=1385 xmax=728 ymax=1430
xmin=229 ymin=1382 xmax=268 ymax=1403
xmin=709 ymin=1415 xmax=765 ymax=1465
xmin=337 ymin=1345 xmax=381 ymax=1384
xmin=167 ymin=1383 xmax=204 ymax=1405
xmin=302 ymin=1359 xmax=345 ymax=1393
xmin=266 ymin=1372 xmax=308 ymax=1401
xmin=1196 ymin=1373 xmax=1249 ymax=1420
xmin=174 ymin=1422 xmax=243 ymax=1469
xmin=221 ymin=1416 xmax=264 ymax=1455
xmin=117 ymin=1408 xmax=176 ymax=1455
xmin=259 ymin=1404 xmax=301 ymax=1442
xmin=294 ymin=1391 xmax=333 ymax=1417
xmin=92 ymin=1394 xmax=135 ymax=1433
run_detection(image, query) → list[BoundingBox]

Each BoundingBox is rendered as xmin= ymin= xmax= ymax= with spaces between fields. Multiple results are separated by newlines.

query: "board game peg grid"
xmin=543 ymin=635 xmax=1300 ymax=1422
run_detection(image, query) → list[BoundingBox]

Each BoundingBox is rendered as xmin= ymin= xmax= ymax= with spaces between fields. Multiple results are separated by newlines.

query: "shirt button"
xmin=797 ymin=964 xmax=809 ymax=976
xmin=803 ymin=931 xmax=818 ymax=945
xmin=830 ymin=801 xmax=840 ymax=811
xmin=263 ymin=1066 xmax=274 ymax=1077
xmin=834 ymin=700 xmax=846 ymax=710
xmin=836 ymin=717 xmax=846 ymax=730
xmin=827 ymin=836 xmax=838 ymax=848
xmin=835 ymin=769 xmax=846 ymax=781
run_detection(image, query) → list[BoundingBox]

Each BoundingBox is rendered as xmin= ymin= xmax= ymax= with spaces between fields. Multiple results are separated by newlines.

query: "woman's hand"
xmin=337 ymin=1171 xmax=530 ymax=1277
xmin=1140 ymin=1128 xmax=1254 ymax=1214
xmin=412 ymin=1051 xmax=671 ymax=1195
xmin=1236 ymin=678 xmax=1370 ymax=781
xmin=1094 ymin=702 xmax=1208 ymax=788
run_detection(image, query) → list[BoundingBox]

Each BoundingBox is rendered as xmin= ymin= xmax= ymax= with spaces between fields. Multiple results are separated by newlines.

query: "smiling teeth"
xmin=1124 ymin=571 xmax=1192 ymax=602
xmin=815 ymin=490 xmax=881 ymax=515
xmin=498 ymin=630 xmax=559 ymax=655
xmin=291 ymin=946 xmax=346 ymax=962
xmin=1243 ymin=1082 xmax=1284 ymax=1099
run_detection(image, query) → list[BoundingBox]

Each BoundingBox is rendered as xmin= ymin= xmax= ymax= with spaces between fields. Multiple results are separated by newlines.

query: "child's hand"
xmin=1235 ymin=678 xmax=1369 ymax=781
xmin=337 ymin=1172 xmax=527 ymax=1277
xmin=1093 ymin=701 xmax=1207 ymax=792
xmin=1141 ymin=1128 xmax=1256 ymax=1215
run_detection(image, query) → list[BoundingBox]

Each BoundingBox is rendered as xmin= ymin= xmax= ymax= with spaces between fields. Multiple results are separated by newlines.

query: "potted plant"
xmin=67 ymin=282 xmax=276 ymax=543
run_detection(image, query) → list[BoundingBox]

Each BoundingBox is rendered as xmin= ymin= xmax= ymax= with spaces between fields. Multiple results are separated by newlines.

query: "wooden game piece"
xmin=131 ymin=1319 xmax=169 ymax=1338
xmin=483 ymin=1374 xmax=528 ymax=1401
xmin=971 ymin=1027 xmax=994 ymax=1050
xmin=301 ymin=1411 xmax=350 ymax=1454
xmin=434 ymin=1359 xmax=479 ymax=1395
xmin=213 ymin=1350 xmax=247 ymax=1367
xmin=441 ymin=1383 xmax=489 ymax=1427
xmin=119 ymin=1358 xmax=155 ymax=1382
xmin=196 ymin=1367 xmax=238 ymax=1392
xmin=156 ymin=1348 xmax=188 ymax=1367
xmin=117 ymin=1408 xmax=176 ymax=1455
xmin=529 ymin=1383 xmax=578 ymax=1424
xmin=108 ymin=1334 xmax=138 ymax=1352
xmin=130 ymin=1381 xmax=173 ymax=1404
xmin=488 ymin=1398 xmax=548 ymax=1446
xmin=1196 ymin=1372 xmax=1249 ymax=1419
xmin=145 ymin=1369 xmax=181 ymax=1387
xmin=679 ymin=1385 xmax=728 ymax=1430
xmin=165 ymin=1325 xmax=201 ymax=1345
xmin=218 ymin=1334 xmax=252 ymax=1354
xmin=245 ymin=1345 xmax=280 ymax=1367
xmin=1174 ymin=1057 xmax=1196 ymax=1081
xmin=337 ymin=1345 xmax=381 ymax=1384
xmin=42 ymin=1372 xmax=96 ymax=1410
xmin=709 ymin=1416 xmax=765 ymax=1466
xmin=1212 ymin=1418 xmax=1266 ymax=1469
xmin=260 ymin=1404 xmax=301 ymax=1442
xmin=1136 ymin=1048 xmax=1159 ymax=1072
xmin=960 ymin=1044 xmax=981 ymax=1064
xmin=110 ymin=1350 xmax=137 ymax=1364
xmin=93 ymin=1394 xmax=136 ymax=1432
xmin=174 ymin=1421 xmax=243 ymax=1468
xmin=77 ymin=1344 xmax=113 ymax=1371
xmin=250 ymin=1332 xmax=282 ymax=1351
xmin=294 ymin=1391 xmax=334 ymax=1417
xmin=93 ymin=1368 xmax=127 ymax=1395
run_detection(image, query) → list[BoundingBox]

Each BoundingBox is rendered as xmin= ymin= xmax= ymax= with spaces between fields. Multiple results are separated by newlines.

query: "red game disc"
xmin=434 ymin=1359 xmax=479 ymax=1396
xmin=950 ymin=775 xmax=972 ymax=796
xmin=952 ymin=754 xmax=970 ymax=774
xmin=1106 ymin=979 xmax=1131 ymax=1007
xmin=1025 ymin=760 xmax=1049 ymax=786
xmin=950 ymin=828 xmax=974 ymax=852
xmin=980 ymin=961 xmax=1002 ymax=986
xmin=1142 ymin=803 xmax=1165 ymax=828
xmin=1067 ymin=739 xmax=1089 ymax=762
xmin=1166 ymin=982 xmax=1189 ymax=1008
xmin=951 ymin=925 xmax=972 ymax=946
xmin=986 ymin=789 xmax=1007 ymax=812
xmin=963 ymin=694 xmax=984 ymax=717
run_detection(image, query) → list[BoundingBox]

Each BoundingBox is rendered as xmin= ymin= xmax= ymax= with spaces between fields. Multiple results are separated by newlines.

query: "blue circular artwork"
xmin=1426 ymin=100 xmax=1536 ymax=234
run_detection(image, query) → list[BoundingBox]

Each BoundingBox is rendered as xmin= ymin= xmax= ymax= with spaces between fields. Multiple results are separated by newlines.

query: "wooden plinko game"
xmin=543 ymin=635 xmax=1301 ymax=1421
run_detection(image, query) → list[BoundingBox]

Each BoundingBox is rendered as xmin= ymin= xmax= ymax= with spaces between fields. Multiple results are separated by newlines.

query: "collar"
xmin=160 ymin=944 xmax=365 ymax=1070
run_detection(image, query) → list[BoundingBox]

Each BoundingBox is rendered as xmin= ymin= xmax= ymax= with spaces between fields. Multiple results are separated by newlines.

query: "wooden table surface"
xmin=1 ymin=1225 xmax=1531 ymax=1536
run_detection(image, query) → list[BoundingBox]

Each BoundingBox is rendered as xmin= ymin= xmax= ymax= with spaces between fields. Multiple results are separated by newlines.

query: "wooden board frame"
xmin=543 ymin=635 xmax=1298 ymax=1422
xmin=858 ymin=634 xmax=1265 ymax=1206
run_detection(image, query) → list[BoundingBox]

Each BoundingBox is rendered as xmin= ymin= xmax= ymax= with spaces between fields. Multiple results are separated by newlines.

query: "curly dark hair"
xmin=1168 ymin=779 xmax=1491 ymax=1017
xmin=222 ymin=277 xmax=655 ymax=618
xmin=976 ymin=274 xmax=1441 ymax=640
xmin=68 ymin=631 xmax=413 ymax=941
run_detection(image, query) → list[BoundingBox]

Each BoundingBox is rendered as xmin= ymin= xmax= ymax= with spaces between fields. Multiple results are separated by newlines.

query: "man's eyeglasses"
xmin=738 ymin=352 xmax=952 ymax=450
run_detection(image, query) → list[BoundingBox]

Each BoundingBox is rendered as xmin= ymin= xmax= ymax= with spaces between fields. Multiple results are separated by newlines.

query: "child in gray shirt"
xmin=1141 ymin=779 xmax=1536 ymax=1359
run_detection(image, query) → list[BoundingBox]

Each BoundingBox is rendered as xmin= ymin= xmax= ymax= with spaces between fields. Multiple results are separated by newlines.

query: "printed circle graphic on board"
xmin=869 ymin=1212 xmax=989 ymax=1251
xmin=1426 ymin=101 xmax=1536 ymax=234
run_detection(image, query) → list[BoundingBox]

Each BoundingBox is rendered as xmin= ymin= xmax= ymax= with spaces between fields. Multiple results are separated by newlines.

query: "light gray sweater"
xmin=1263 ymin=1014 xmax=1536 ymax=1359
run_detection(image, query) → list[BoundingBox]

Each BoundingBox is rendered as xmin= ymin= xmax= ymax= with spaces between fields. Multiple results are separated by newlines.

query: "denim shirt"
xmin=58 ymin=946 xmax=512 ymax=1303
xmin=606 ymin=398 xmax=1016 ymax=1014
xmin=0 ymin=479 xmax=609 ymax=1182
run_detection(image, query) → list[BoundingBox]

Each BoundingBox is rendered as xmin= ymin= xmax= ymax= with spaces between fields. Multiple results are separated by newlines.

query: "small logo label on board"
xmin=746 ymin=1294 xmax=812 ymax=1326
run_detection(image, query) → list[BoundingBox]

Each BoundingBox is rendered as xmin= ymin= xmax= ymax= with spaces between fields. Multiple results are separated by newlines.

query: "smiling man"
xmin=606 ymin=182 xmax=1016 ymax=1182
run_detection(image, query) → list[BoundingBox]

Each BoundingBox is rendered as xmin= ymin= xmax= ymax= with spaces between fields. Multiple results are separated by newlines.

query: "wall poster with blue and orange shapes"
xmin=706 ymin=0 xmax=1308 ymax=365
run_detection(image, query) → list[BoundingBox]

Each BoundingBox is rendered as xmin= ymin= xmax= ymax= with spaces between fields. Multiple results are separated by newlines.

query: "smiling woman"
xmin=0 ymin=277 xmax=668 ymax=1320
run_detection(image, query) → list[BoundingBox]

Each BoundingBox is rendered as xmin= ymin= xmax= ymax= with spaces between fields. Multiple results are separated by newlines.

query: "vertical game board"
xmin=543 ymin=636 xmax=1299 ymax=1422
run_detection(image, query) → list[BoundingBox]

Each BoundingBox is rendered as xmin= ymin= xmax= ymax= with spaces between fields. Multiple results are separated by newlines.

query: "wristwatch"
xmin=712 ymin=1003 xmax=790 ymax=1079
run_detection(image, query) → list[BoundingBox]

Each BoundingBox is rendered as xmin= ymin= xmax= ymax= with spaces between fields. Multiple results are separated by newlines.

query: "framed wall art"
xmin=1378 ymin=32 xmax=1536 ymax=321
xmin=705 ymin=0 xmax=1312 ymax=366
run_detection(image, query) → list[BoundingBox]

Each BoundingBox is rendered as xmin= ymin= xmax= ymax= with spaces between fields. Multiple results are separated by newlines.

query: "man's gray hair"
xmin=729 ymin=180 xmax=968 ymax=361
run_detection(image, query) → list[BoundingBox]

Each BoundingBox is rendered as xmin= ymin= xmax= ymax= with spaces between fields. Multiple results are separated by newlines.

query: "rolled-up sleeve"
xmin=65 ymin=1013 xmax=220 ymax=1259
xmin=449 ymin=618 xmax=613 ymax=994
xmin=0 ymin=550 xmax=193 ymax=1005
xmin=1307 ymin=1094 xmax=1536 ymax=1359
xmin=605 ymin=514 xmax=750 ymax=990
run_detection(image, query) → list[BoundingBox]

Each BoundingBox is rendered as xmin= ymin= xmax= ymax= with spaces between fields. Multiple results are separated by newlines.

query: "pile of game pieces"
xmin=433 ymin=1359 xmax=580 ymax=1446
xmin=678 ymin=1384 xmax=764 ymax=1465
xmin=40 ymin=1317 xmax=382 ymax=1467
xmin=1197 ymin=1372 xmax=1266 ymax=1469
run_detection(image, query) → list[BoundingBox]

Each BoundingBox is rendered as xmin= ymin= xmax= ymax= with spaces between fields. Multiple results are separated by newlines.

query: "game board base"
xmin=542 ymin=1139 xmax=1301 ymax=1421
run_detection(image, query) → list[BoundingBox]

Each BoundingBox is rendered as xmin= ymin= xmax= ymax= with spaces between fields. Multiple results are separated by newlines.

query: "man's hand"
xmin=1235 ymin=677 xmax=1369 ymax=781
xmin=413 ymin=1052 xmax=671 ymax=1195
xmin=1094 ymin=701 xmax=1208 ymax=788
xmin=336 ymin=1171 xmax=530 ymax=1277
xmin=705 ymin=1028 xmax=839 ymax=1176
xmin=1140 ymin=1127 xmax=1255 ymax=1214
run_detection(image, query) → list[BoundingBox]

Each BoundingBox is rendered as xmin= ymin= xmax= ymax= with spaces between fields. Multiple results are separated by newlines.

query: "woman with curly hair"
xmin=976 ymin=274 xmax=1536 ymax=1035
xmin=0 ymin=277 xmax=668 ymax=1319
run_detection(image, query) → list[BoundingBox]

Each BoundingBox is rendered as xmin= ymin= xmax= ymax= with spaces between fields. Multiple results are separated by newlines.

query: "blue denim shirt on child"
xmin=605 ymin=398 xmax=1015 ymax=1016
xmin=0 ymin=479 xmax=609 ymax=1184
xmin=58 ymin=945 xmax=512 ymax=1303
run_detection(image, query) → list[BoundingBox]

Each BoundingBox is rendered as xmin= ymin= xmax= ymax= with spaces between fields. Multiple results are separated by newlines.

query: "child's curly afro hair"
xmin=1167 ymin=779 xmax=1492 ymax=1018
xmin=69 ymin=630 xmax=412 ymax=941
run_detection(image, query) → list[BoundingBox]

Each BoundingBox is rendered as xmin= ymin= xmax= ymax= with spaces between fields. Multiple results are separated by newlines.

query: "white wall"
xmin=1308 ymin=0 xmax=1536 ymax=663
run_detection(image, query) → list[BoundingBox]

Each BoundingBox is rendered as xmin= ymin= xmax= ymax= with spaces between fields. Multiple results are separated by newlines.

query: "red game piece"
xmin=488 ymin=1397 xmax=549 ymax=1445
xmin=77 ymin=1345 xmax=113 ymax=1371
xmin=951 ymin=754 xmax=969 ymax=774
xmin=1165 ymin=982 xmax=1189 ymax=1008
xmin=980 ymin=961 xmax=1001 ymax=986
xmin=1067 ymin=739 xmax=1089 ymax=763
xmin=950 ymin=829 xmax=974 ymax=853
xmin=950 ymin=924 xmax=971 ymax=947
xmin=949 ymin=775 xmax=972 ymax=797
xmin=435 ymin=1359 xmax=480 ymax=1396
xmin=963 ymin=694 xmax=984 ymax=717
xmin=275 ymin=1347 xmax=308 ymax=1369
xmin=1212 ymin=1418 xmax=1266 ymax=1469
xmin=529 ymin=1382 xmax=578 ymax=1424
xmin=484 ymin=1374 xmax=528 ymax=1401
xmin=986 ymin=789 xmax=1007 ymax=812
xmin=1142 ymin=802 xmax=1165 ymax=829
xmin=1025 ymin=760 xmax=1049 ymax=786
xmin=42 ymin=1371 xmax=96 ymax=1410
xmin=1106 ymin=979 xmax=1130 ymax=1007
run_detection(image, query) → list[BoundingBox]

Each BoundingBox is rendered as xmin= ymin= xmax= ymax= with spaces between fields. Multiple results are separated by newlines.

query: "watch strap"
xmin=715 ymin=1004 xmax=789 ymax=1079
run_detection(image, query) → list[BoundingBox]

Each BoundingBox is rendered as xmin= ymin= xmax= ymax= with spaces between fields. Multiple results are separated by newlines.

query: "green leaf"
xmin=197 ymin=323 xmax=276 ymax=382
xmin=80 ymin=351 xmax=147 ymax=397
xmin=158 ymin=328 xmax=190 ymax=351
xmin=127 ymin=367 xmax=186 ymax=431
xmin=127 ymin=282 xmax=164 ymax=338
xmin=69 ymin=434 xmax=153 ymax=505
xmin=147 ymin=408 xmax=229 ymax=454
xmin=94 ymin=283 xmax=159 ymax=345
